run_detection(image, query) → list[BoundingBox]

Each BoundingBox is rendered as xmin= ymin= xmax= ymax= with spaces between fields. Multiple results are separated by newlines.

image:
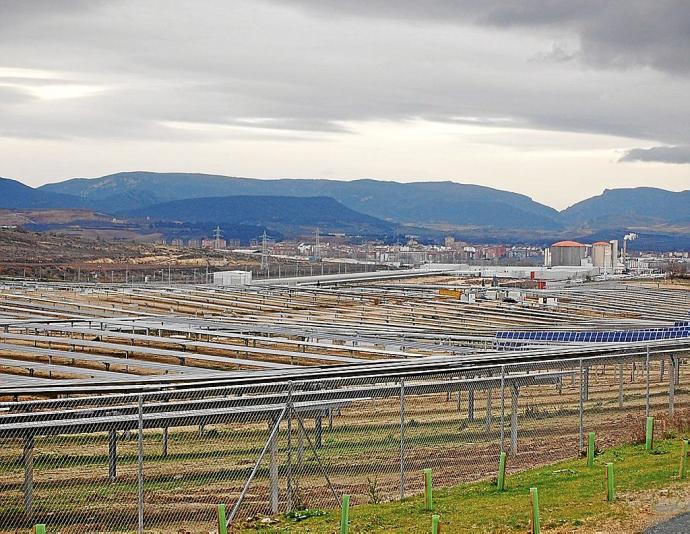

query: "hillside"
xmin=40 ymin=172 xmax=563 ymax=230
xmin=562 ymin=187 xmax=690 ymax=228
xmin=0 ymin=177 xmax=84 ymax=210
xmin=124 ymin=195 xmax=394 ymax=236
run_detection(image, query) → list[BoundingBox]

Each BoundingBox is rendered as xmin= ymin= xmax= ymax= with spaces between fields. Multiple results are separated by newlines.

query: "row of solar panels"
xmin=496 ymin=326 xmax=690 ymax=343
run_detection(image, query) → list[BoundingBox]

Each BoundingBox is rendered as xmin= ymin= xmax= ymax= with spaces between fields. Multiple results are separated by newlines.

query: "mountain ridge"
xmin=39 ymin=171 xmax=563 ymax=229
xmin=0 ymin=174 xmax=686 ymax=243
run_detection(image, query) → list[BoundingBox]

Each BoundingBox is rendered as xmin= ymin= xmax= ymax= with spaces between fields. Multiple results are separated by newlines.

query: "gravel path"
xmin=645 ymin=512 xmax=690 ymax=533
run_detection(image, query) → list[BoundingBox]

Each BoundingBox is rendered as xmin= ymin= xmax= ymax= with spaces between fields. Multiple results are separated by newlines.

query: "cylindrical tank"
xmin=549 ymin=240 xmax=586 ymax=266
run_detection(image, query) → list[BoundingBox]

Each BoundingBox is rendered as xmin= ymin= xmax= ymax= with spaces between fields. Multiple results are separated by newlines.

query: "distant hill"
xmin=40 ymin=171 xmax=563 ymax=230
xmin=562 ymin=187 xmax=690 ymax=228
xmin=123 ymin=195 xmax=394 ymax=236
xmin=0 ymin=177 xmax=84 ymax=210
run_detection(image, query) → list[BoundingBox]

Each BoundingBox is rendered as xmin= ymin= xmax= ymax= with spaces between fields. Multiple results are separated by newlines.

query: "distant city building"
xmin=187 ymin=239 xmax=201 ymax=249
xmin=202 ymin=238 xmax=226 ymax=250
xmin=170 ymin=238 xmax=185 ymax=247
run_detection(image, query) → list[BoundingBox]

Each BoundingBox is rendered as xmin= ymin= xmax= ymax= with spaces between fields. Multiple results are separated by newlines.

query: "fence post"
xmin=606 ymin=463 xmax=615 ymax=502
xmin=497 ymin=451 xmax=507 ymax=491
xmin=137 ymin=394 xmax=144 ymax=534
xmin=32 ymin=525 xmax=46 ymax=534
xmin=646 ymin=347 xmax=651 ymax=417
xmin=645 ymin=416 xmax=654 ymax=450
xmin=587 ymin=432 xmax=595 ymax=467
xmin=679 ymin=439 xmax=688 ymax=479
xmin=340 ymin=494 xmax=350 ymax=534
xmin=618 ymin=363 xmax=624 ymax=408
xmin=432 ymin=514 xmax=440 ymax=534
xmin=217 ymin=504 xmax=228 ymax=534
xmin=400 ymin=378 xmax=406 ymax=500
xmin=424 ymin=468 xmax=433 ymax=511
xmin=530 ymin=487 xmax=540 ymax=534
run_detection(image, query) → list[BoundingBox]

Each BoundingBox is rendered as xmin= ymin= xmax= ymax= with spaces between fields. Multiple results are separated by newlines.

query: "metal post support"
xmin=579 ymin=359 xmax=584 ymax=452
xmin=510 ymin=385 xmax=519 ymax=456
xmin=399 ymin=378 xmax=406 ymax=499
xmin=583 ymin=364 xmax=590 ymax=402
xmin=269 ymin=418 xmax=279 ymax=513
xmin=228 ymin=406 xmax=287 ymax=526
xmin=297 ymin=421 xmax=304 ymax=465
xmin=23 ymin=434 xmax=34 ymax=519
xmin=137 ymin=395 xmax=144 ymax=534
xmin=162 ymin=426 xmax=168 ymax=458
xmin=669 ymin=356 xmax=676 ymax=416
xmin=618 ymin=363 xmax=624 ymax=408
xmin=315 ymin=415 xmax=323 ymax=449
xmin=468 ymin=385 xmax=475 ymax=422
xmin=500 ymin=366 xmax=506 ymax=453
xmin=286 ymin=383 xmax=293 ymax=512
xmin=646 ymin=348 xmax=651 ymax=417
xmin=108 ymin=429 xmax=117 ymax=482
xmin=486 ymin=387 xmax=493 ymax=433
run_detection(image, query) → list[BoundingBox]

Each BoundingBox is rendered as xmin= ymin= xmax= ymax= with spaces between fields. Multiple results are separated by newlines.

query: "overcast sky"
xmin=0 ymin=0 xmax=688 ymax=209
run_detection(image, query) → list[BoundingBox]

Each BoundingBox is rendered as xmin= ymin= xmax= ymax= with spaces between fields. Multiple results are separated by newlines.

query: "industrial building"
xmin=545 ymin=240 xmax=587 ymax=267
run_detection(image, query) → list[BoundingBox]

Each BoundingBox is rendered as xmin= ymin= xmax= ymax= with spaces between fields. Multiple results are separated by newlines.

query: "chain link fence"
xmin=1 ymin=346 xmax=688 ymax=532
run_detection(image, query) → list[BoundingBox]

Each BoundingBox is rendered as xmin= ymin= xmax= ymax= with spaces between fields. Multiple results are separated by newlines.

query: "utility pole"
xmin=260 ymin=230 xmax=268 ymax=271
xmin=213 ymin=225 xmax=223 ymax=250
xmin=314 ymin=227 xmax=320 ymax=260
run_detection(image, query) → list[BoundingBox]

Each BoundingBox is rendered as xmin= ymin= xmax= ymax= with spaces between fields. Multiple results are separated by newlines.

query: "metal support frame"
xmin=510 ymin=384 xmax=519 ymax=456
xmin=269 ymin=417 xmax=279 ymax=513
xmin=23 ymin=434 xmax=34 ymax=519
xmin=645 ymin=347 xmax=651 ymax=417
xmin=228 ymin=406 xmax=287 ymax=526
xmin=500 ymin=365 xmax=505 ymax=452
xmin=162 ymin=426 xmax=168 ymax=458
xmin=137 ymin=395 xmax=144 ymax=534
xmin=315 ymin=415 xmax=323 ymax=449
xmin=579 ymin=359 xmax=584 ymax=452
xmin=108 ymin=429 xmax=117 ymax=482
xmin=669 ymin=356 xmax=676 ymax=416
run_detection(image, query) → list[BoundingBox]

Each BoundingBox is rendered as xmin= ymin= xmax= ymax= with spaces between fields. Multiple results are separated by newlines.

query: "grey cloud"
xmin=0 ymin=0 xmax=688 ymax=149
xmin=621 ymin=145 xmax=690 ymax=164
xmin=274 ymin=0 xmax=690 ymax=74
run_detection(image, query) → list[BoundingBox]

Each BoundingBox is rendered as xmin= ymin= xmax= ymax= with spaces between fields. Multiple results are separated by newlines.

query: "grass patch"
xmin=241 ymin=436 xmax=690 ymax=533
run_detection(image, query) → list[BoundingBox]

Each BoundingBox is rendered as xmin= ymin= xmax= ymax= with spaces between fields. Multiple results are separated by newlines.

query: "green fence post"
xmin=587 ymin=432 xmax=596 ymax=467
xmin=497 ymin=451 xmax=507 ymax=491
xmin=645 ymin=416 xmax=654 ymax=450
xmin=606 ymin=463 xmax=615 ymax=502
xmin=424 ymin=468 xmax=433 ymax=511
xmin=530 ymin=487 xmax=540 ymax=534
xmin=340 ymin=494 xmax=350 ymax=534
xmin=33 ymin=525 xmax=46 ymax=534
xmin=217 ymin=504 xmax=227 ymax=534
xmin=680 ymin=440 xmax=689 ymax=479
xmin=431 ymin=514 xmax=440 ymax=534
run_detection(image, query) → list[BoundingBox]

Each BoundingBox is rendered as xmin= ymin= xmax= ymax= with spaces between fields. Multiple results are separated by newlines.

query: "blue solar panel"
xmin=497 ymin=323 xmax=690 ymax=345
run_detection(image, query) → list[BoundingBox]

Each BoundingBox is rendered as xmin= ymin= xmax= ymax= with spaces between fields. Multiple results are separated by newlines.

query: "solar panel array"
xmin=497 ymin=320 xmax=690 ymax=344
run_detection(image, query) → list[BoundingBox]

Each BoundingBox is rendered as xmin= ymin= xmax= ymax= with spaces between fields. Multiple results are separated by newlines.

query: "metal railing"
xmin=0 ymin=346 xmax=688 ymax=532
